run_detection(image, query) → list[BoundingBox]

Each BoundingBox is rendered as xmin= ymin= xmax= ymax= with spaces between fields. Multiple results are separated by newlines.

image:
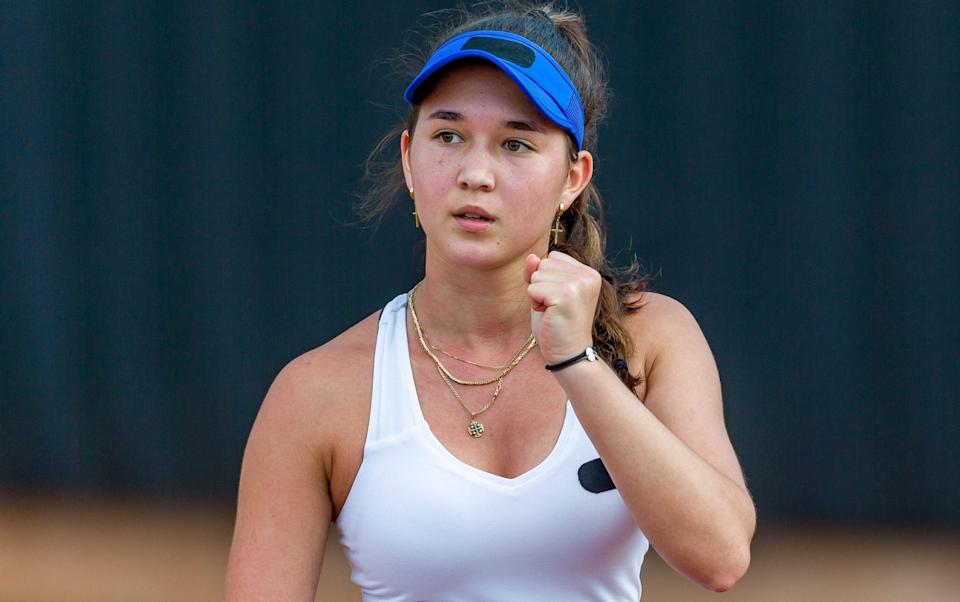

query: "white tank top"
xmin=335 ymin=293 xmax=649 ymax=601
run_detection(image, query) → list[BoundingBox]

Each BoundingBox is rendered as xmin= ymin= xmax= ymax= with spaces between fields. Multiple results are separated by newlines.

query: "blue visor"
xmin=403 ymin=30 xmax=585 ymax=150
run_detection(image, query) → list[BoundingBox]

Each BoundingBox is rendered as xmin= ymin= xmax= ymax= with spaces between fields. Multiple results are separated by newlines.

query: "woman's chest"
xmin=410 ymin=357 xmax=570 ymax=480
xmin=333 ymin=406 xmax=648 ymax=601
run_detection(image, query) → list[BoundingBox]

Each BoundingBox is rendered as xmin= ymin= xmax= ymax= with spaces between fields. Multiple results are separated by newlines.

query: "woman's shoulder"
xmin=241 ymin=307 xmax=384 ymax=503
xmin=625 ymin=289 xmax=699 ymax=326
xmin=252 ymin=308 xmax=382 ymax=449
xmin=623 ymin=290 xmax=709 ymax=371
xmin=274 ymin=308 xmax=382 ymax=406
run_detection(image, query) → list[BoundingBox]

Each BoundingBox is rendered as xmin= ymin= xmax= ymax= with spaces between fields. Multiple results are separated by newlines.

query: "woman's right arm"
xmin=224 ymin=355 xmax=334 ymax=601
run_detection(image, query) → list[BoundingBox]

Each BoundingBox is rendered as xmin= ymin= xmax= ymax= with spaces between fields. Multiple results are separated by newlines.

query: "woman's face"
xmin=401 ymin=62 xmax=592 ymax=271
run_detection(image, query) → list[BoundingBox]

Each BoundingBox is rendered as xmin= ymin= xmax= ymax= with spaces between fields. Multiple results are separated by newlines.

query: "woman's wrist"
xmin=548 ymin=352 xmax=617 ymax=403
xmin=548 ymin=349 xmax=611 ymax=381
xmin=540 ymin=338 xmax=596 ymax=366
xmin=544 ymin=346 xmax=598 ymax=371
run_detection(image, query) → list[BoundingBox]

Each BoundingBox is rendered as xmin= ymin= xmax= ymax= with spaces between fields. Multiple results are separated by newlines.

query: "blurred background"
xmin=2 ymin=1 xmax=958 ymax=600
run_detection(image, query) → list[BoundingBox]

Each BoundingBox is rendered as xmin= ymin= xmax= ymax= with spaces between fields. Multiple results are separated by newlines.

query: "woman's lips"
xmin=454 ymin=213 xmax=494 ymax=232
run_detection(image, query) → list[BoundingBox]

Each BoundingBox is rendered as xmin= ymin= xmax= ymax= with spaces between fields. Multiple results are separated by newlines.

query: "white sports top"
xmin=335 ymin=293 xmax=649 ymax=601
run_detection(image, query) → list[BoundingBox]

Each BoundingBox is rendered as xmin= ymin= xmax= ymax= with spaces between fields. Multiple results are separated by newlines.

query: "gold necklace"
xmin=408 ymin=282 xmax=536 ymax=386
xmin=430 ymin=343 xmax=508 ymax=370
xmin=435 ymin=367 xmax=502 ymax=438
xmin=408 ymin=281 xmax=536 ymax=437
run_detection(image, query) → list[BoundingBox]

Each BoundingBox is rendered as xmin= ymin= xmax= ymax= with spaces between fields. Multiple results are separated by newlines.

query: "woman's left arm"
xmin=527 ymin=252 xmax=756 ymax=592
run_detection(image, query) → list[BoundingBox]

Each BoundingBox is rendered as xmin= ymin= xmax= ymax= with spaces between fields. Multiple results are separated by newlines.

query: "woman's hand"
xmin=524 ymin=251 xmax=602 ymax=364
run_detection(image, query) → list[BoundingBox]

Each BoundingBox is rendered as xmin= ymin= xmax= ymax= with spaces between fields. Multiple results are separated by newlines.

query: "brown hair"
xmin=357 ymin=1 xmax=654 ymax=394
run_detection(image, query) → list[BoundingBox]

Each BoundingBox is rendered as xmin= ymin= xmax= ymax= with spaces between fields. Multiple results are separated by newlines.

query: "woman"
xmin=226 ymin=3 xmax=755 ymax=600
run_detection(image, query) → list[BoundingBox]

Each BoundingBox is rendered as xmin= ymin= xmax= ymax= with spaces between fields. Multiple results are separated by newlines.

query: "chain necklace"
xmin=408 ymin=282 xmax=537 ymax=386
xmin=435 ymin=367 xmax=502 ymax=438
xmin=407 ymin=281 xmax=536 ymax=437
xmin=431 ymin=343 xmax=508 ymax=370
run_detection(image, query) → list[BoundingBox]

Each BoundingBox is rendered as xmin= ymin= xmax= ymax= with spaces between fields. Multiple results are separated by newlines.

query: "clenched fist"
xmin=524 ymin=251 xmax=602 ymax=365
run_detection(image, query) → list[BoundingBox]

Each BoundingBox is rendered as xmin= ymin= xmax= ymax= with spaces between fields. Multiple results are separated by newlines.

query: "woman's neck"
xmin=412 ymin=255 xmax=535 ymax=361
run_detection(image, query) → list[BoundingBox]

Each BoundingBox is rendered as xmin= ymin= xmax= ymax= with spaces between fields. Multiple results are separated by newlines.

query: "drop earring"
xmin=410 ymin=187 xmax=420 ymax=228
xmin=550 ymin=203 xmax=565 ymax=247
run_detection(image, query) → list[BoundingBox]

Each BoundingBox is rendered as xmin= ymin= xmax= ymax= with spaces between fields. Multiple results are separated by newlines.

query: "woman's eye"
xmin=436 ymin=131 xmax=463 ymax=144
xmin=505 ymin=139 xmax=532 ymax=153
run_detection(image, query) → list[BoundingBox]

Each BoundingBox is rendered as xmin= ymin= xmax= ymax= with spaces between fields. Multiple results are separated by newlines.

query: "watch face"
xmin=585 ymin=347 xmax=598 ymax=361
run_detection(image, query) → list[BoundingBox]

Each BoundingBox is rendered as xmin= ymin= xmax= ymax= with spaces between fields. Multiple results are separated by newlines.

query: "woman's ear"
xmin=400 ymin=129 xmax=412 ymax=190
xmin=561 ymin=149 xmax=594 ymax=208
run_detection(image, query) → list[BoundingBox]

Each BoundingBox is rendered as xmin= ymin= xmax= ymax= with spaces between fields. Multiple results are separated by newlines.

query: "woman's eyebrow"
xmin=424 ymin=110 xmax=544 ymax=133
xmin=425 ymin=110 xmax=463 ymax=122
xmin=505 ymin=119 xmax=544 ymax=133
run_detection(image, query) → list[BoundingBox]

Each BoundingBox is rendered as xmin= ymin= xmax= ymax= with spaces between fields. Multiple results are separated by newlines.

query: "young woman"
xmin=226 ymin=4 xmax=755 ymax=600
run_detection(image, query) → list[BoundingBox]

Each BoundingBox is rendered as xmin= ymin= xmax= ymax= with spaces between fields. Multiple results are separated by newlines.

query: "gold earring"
xmin=550 ymin=203 xmax=565 ymax=247
xmin=409 ymin=187 xmax=420 ymax=229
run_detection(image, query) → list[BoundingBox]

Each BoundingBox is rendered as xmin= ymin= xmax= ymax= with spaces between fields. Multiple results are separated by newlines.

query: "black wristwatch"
xmin=544 ymin=347 xmax=599 ymax=372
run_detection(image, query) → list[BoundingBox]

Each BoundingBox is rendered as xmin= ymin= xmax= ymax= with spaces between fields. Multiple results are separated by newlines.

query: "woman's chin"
xmin=430 ymin=239 xmax=529 ymax=272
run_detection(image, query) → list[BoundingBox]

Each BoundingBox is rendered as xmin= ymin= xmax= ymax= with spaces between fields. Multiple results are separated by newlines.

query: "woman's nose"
xmin=456 ymin=145 xmax=495 ymax=192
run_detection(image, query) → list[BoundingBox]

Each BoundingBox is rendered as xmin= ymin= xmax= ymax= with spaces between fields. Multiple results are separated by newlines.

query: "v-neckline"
xmin=398 ymin=296 xmax=575 ymax=489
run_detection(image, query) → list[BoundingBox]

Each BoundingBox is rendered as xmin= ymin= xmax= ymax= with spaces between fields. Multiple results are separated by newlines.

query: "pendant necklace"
xmin=408 ymin=282 xmax=536 ymax=438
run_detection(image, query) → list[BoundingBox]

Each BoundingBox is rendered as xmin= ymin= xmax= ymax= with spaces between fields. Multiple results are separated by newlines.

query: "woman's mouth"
xmin=454 ymin=212 xmax=494 ymax=232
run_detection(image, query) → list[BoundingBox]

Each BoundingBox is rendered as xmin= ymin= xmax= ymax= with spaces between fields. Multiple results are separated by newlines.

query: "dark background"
xmin=2 ymin=1 xmax=957 ymax=523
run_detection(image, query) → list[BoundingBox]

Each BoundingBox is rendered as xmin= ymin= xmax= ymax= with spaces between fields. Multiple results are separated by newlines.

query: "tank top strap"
xmin=366 ymin=292 xmax=423 ymax=445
